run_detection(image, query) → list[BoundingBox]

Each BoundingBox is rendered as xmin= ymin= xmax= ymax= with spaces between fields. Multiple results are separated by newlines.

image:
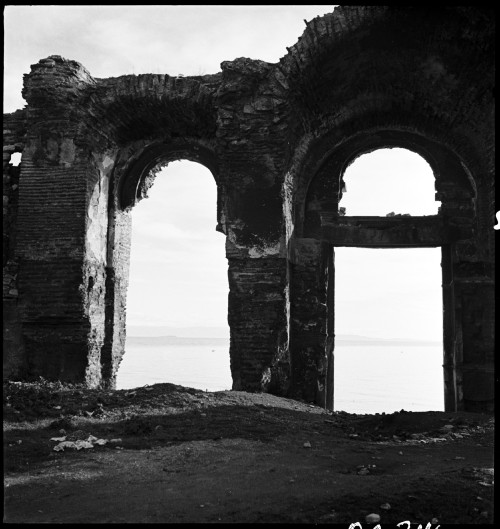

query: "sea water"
xmin=116 ymin=338 xmax=232 ymax=393
xmin=333 ymin=344 xmax=444 ymax=414
xmin=116 ymin=339 xmax=444 ymax=414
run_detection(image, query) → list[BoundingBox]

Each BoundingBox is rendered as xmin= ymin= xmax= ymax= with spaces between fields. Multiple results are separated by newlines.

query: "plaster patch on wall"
xmin=86 ymin=172 xmax=109 ymax=264
xmin=282 ymin=171 xmax=295 ymax=245
xmin=102 ymin=154 xmax=115 ymax=171
xmin=248 ymin=241 xmax=281 ymax=258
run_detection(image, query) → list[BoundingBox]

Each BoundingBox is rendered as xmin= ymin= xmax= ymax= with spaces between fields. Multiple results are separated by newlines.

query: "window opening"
xmin=339 ymin=148 xmax=440 ymax=216
xmin=116 ymin=160 xmax=231 ymax=391
xmin=333 ymin=147 xmax=444 ymax=413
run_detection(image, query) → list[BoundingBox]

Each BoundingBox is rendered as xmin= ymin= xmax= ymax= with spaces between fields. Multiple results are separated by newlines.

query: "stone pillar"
xmin=100 ymin=205 xmax=132 ymax=389
xmin=457 ymin=282 xmax=494 ymax=412
xmin=439 ymin=180 xmax=494 ymax=412
xmin=15 ymin=56 xmax=108 ymax=386
xmin=451 ymin=241 xmax=495 ymax=412
xmin=441 ymin=244 xmax=456 ymax=411
xmin=226 ymin=241 xmax=289 ymax=394
xmin=288 ymin=238 xmax=333 ymax=408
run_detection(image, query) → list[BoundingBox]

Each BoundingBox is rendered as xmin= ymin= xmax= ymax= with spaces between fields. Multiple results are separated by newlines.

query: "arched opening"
xmin=333 ymin=148 xmax=444 ymax=413
xmin=338 ymin=148 xmax=440 ymax=216
xmin=116 ymin=160 xmax=231 ymax=391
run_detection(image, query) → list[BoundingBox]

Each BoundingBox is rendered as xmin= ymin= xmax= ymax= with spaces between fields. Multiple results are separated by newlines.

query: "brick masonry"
xmin=2 ymin=6 xmax=495 ymax=411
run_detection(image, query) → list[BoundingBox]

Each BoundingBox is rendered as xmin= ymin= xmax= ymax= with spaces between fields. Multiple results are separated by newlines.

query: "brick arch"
xmin=117 ymin=142 xmax=220 ymax=211
xmin=282 ymin=4 xmax=492 ymax=245
xmin=298 ymin=130 xmax=476 ymax=239
xmin=98 ymin=141 xmax=224 ymax=388
xmin=87 ymin=72 xmax=219 ymax=148
xmin=287 ymin=127 xmax=490 ymax=411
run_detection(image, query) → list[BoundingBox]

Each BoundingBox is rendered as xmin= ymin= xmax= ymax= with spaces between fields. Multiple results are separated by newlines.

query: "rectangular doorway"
xmin=333 ymin=247 xmax=444 ymax=414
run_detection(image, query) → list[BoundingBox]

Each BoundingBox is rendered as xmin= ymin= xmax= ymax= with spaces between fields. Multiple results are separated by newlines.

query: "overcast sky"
xmin=4 ymin=5 xmax=443 ymax=341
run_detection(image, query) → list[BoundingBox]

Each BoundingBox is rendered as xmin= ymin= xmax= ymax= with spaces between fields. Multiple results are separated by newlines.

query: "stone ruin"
xmin=3 ymin=6 xmax=495 ymax=412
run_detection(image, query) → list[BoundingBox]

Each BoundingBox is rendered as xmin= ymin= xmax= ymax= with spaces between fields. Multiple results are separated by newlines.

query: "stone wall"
xmin=3 ymin=110 xmax=27 ymax=377
xmin=3 ymin=6 xmax=494 ymax=412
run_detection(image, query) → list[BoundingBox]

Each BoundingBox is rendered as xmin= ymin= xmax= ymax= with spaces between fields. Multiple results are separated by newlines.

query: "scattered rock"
xmin=53 ymin=441 xmax=82 ymax=452
xmin=380 ymin=503 xmax=391 ymax=510
xmin=74 ymin=440 xmax=94 ymax=450
xmin=365 ymin=513 xmax=381 ymax=523
xmin=303 ymin=441 xmax=311 ymax=448
xmin=50 ymin=436 xmax=67 ymax=442
xmin=66 ymin=430 xmax=88 ymax=442
xmin=51 ymin=433 xmax=109 ymax=451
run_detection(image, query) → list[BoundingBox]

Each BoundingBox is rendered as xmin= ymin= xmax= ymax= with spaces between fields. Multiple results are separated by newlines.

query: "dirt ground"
xmin=3 ymin=379 xmax=494 ymax=524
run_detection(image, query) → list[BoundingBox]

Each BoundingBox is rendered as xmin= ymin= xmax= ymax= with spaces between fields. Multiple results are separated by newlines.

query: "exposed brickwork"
xmin=288 ymin=238 xmax=331 ymax=405
xmin=3 ymin=110 xmax=27 ymax=377
xmin=228 ymin=257 xmax=288 ymax=393
xmin=3 ymin=7 xmax=494 ymax=412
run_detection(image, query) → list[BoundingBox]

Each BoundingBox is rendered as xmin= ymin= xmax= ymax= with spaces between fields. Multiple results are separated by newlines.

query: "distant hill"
xmin=126 ymin=335 xmax=229 ymax=346
xmin=126 ymin=327 xmax=440 ymax=347
xmin=335 ymin=335 xmax=441 ymax=346
xmin=127 ymin=326 xmax=230 ymax=339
